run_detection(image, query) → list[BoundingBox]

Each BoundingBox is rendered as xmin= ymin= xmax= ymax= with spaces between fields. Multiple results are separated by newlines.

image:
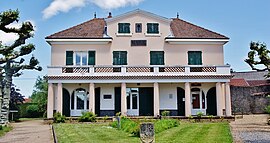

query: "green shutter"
xmin=150 ymin=51 xmax=164 ymax=65
xmin=66 ymin=51 xmax=73 ymax=65
xmin=118 ymin=23 xmax=123 ymax=33
xmin=118 ymin=23 xmax=130 ymax=33
xmin=121 ymin=51 xmax=127 ymax=65
xmin=188 ymin=51 xmax=202 ymax=65
xmin=147 ymin=23 xmax=159 ymax=34
xmin=88 ymin=51 xmax=95 ymax=65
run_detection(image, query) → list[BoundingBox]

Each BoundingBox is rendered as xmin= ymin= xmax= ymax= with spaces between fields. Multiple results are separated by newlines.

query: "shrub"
xmin=265 ymin=105 xmax=270 ymax=114
xmin=111 ymin=117 xmax=140 ymax=136
xmin=154 ymin=119 xmax=179 ymax=133
xmin=26 ymin=105 xmax=41 ymax=118
xmin=53 ymin=112 xmax=66 ymax=123
xmin=161 ymin=110 xmax=170 ymax=117
xmin=0 ymin=125 xmax=2 ymax=130
xmin=78 ymin=112 xmax=96 ymax=122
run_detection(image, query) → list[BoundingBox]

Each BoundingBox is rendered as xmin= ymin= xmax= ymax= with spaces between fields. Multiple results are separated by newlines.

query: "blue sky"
xmin=0 ymin=0 xmax=270 ymax=97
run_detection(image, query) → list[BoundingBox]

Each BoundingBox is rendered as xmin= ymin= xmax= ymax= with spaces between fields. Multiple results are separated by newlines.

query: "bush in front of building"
xmin=266 ymin=105 xmax=270 ymax=114
xmin=78 ymin=112 xmax=97 ymax=122
xmin=111 ymin=117 xmax=140 ymax=136
xmin=154 ymin=119 xmax=180 ymax=133
xmin=53 ymin=112 xmax=66 ymax=123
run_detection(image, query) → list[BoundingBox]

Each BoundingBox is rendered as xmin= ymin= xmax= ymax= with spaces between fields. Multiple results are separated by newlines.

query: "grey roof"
xmin=232 ymin=71 xmax=269 ymax=80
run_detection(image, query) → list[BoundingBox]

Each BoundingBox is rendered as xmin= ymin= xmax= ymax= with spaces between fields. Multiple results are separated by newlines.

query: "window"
xmin=131 ymin=40 xmax=147 ymax=46
xmin=188 ymin=51 xmax=202 ymax=65
xmin=147 ymin=23 xmax=159 ymax=34
xmin=75 ymin=52 xmax=87 ymax=66
xmin=118 ymin=23 xmax=130 ymax=33
xmin=65 ymin=51 xmax=96 ymax=66
xmin=103 ymin=94 xmax=112 ymax=99
xmin=113 ymin=51 xmax=127 ymax=65
xmin=150 ymin=51 xmax=164 ymax=65
xmin=135 ymin=23 xmax=142 ymax=33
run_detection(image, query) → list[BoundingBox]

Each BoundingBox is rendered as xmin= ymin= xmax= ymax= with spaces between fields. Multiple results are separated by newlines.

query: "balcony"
xmin=47 ymin=65 xmax=231 ymax=77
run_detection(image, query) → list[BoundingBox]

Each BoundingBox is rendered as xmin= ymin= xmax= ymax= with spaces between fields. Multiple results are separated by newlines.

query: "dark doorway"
xmin=139 ymin=87 xmax=154 ymax=116
xmin=177 ymin=87 xmax=185 ymax=116
xmin=114 ymin=87 xmax=121 ymax=115
xmin=95 ymin=87 xmax=101 ymax=116
xmin=62 ymin=88 xmax=70 ymax=117
xmin=206 ymin=87 xmax=217 ymax=116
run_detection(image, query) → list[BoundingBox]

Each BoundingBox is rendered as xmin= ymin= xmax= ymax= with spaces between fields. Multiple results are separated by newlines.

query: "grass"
xmin=0 ymin=125 xmax=12 ymax=137
xmin=54 ymin=122 xmax=233 ymax=143
xmin=54 ymin=123 xmax=140 ymax=143
xmin=18 ymin=118 xmax=44 ymax=121
xmin=156 ymin=122 xmax=233 ymax=143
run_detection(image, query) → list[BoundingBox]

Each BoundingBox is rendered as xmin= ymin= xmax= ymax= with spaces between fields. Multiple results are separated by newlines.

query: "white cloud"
xmin=42 ymin=0 xmax=144 ymax=19
xmin=42 ymin=0 xmax=88 ymax=19
xmin=91 ymin=0 xmax=144 ymax=10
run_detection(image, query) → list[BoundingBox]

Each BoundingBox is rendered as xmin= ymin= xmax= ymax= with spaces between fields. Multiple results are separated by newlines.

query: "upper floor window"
xmin=188 ymin=51 xmax=202 ymax=65
xmin=150 ymin=51 xmax=164 ymax=65
xmin=65 ymin=51 xmax=95 ymax=66
xmin=135 ymin=23 xmax=142 ymax=33
xmin=147 ymin=23 xmax=159 ymax=34
xmin=118 ymin=23 xmax=130 ymax=33
xmin=113 ymin=51 xmax=127 ymax=65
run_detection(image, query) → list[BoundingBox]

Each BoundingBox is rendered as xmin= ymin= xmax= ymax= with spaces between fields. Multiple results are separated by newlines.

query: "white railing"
xmin=48 ymin=65 xmax=231 ymax=76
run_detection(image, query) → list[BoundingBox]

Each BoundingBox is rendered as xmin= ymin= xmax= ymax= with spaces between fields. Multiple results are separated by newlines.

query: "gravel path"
xmin=0 ymin=120 xmax=53 ymax=143
xmin=230 ymin=114 xmax=270 ymax=143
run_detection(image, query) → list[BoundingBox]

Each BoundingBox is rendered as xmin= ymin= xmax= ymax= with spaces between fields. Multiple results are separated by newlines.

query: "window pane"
xmin=81 ymin=52 xmax=87 ymax=65
xmin=77 ymin=92 xmax=85 ymax=109
xmin=113 ymin=51 xmax=127 ymax=65
xmin=132 ymin=94 xmax=137 ymax=109
xmin=150 ymin=51 xmax=164 ymax=65
xmin=118 ymin=23 xmax=130 ymax=33
xmin=188 ymin=51 xmax=202 ymax=65
xmin=76 ymin=53 xmax=81 ymax=65
xmin=147 ymin=23 xmax=159 ymax=34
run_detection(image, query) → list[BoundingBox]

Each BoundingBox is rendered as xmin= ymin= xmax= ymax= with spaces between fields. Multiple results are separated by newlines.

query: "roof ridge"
xmin=171 ymin=18 xmax=229 ymax=39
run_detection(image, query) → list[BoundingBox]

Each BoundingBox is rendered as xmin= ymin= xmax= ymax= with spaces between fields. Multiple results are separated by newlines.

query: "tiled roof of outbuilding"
xmin=170 ymin=18 xmax=228 ymax=39
xmin=46 ymin=18 xmax=106 ymax=39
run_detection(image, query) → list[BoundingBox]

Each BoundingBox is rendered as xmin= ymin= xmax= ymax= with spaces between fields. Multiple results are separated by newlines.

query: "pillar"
xmin=185 ymin=82 xmax=191 ymax=116
xmin=154 ymin=82 xmax=160 ymax=117
xmin=216 ymin=82 xmax=222 ymax=116
xmin=89 ymin=83 xmax=95 ymax=114
xmin=121 ymin=83 xmax=127 ymax=116
xmin=57 ymin=83 xmax=63 ymax=114
xmin=47 ymin=83 xmax=54 ymax=118
xmin=225 ymin=82 xmax=232 ymax=116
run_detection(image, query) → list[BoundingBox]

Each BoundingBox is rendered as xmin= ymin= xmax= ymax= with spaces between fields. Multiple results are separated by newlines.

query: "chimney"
xmin=107 ymin=12 xmax=112 ymax=18
xmin=94 ymin=12 xmax=96 ymax=18
xmin=177 ymin=12 xmax=179 ymax=19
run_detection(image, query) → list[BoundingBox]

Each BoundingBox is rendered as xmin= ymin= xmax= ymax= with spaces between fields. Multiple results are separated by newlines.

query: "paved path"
xmin=0 ymin=120 xmax=53 ymax=143
xmin=230 ymin=114 xmax=270 ymax=143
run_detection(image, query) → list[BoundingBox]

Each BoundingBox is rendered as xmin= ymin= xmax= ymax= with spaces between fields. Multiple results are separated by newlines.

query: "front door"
xmin=71 ymin=90 xmax=88 ymax=116
xmin=127 ymin=88 xmax=139 ymax=116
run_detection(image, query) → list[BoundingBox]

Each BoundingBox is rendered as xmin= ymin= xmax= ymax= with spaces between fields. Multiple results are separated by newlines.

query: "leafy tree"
xmin=245 ymin=41 xmax=270 ymax=77
xmin=0 ymin=9 xmax=42 ymax=124
xmin=30 ymin=76 xmax=47 ymax=117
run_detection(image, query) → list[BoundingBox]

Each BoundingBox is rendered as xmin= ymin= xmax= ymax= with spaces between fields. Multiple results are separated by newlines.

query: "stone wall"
xmin=231 ymin=85 xmax=270 ymax=114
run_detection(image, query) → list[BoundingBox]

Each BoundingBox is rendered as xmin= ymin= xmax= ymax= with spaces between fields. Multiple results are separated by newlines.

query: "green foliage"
xmin=25 ymin=104 xmax=42 ymax=118
xmin=78 ymin=112 xmax=97 ymax=122
xmin=111 ymin=117 xmax=140 ymax=136
xmin=265 ymin=105 xmax=270 ymax=114
xmin=115 ymin=112 xmax=121 ymax=116
xmin=161 ymin=110 xmax=170 ymax=117
xmin=53 ymin=112 xmax=66 ymax=123
xmin=0 ymin=125 xmax=2 ymax=130
xmin=0 ymin=125 xmax=12 ymax=137
xmin=197 ymin=112 xmax=204 ymax=118
xmin=30 ymin=76 xmax=48 ymax=117
xmin=154 ymin=119 xmax=179 ymax=133
xmin=208 ymin=115 xmax=214 ymax=121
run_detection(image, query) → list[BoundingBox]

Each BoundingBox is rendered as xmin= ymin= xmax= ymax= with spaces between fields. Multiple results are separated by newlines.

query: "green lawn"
xmin=0 ymin=126 xmax=12 ymax=137
xmin=54 ymin=122 xmax=233 ymax=143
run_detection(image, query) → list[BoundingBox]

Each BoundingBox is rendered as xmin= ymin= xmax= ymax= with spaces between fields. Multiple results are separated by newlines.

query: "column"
xmin=216 ymin=82 xmax=222 ymax=116
xmin=225 ymin=82 xmax=232 ymax=116
xmin=121 ymin=83 xmax=127 ymax=116
xmin=154 ymin=82 xmax=160 ymax=117
xmin=47 ymin=83 xmax=54 ymax=118
xmin=89 ymin=83 xmax=95 ymax=114
xmin=57 ymin=83 xmax=63 ymax=114
xmin=185 ymin=82 xmax=191 ymax=116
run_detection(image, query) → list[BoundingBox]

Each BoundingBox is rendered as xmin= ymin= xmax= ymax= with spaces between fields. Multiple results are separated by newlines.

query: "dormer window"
xmin=118 ymin=23 xmax=130 ymax=33
xmin=135 ymin=23 xmax=142 ymax=33
xmin=147 ymin=23 xmax=159 ymax=34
